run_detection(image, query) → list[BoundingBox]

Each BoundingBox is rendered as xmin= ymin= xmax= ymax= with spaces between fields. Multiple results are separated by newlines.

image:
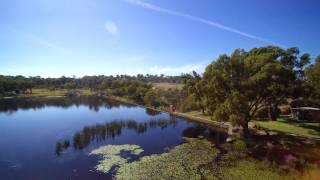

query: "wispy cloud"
xmin=104 ymin=21 xmax=119 ymax=34
xmin=124 ymin=0 xmax=279 ymax=45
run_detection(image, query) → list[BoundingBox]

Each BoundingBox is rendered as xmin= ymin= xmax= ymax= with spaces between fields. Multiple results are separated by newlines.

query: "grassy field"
xmin=152 ymin=83 xmax=183 ymax=90
xmin=183 ymin=111 xmax=320 ymax=138
xmin=18 ymin=88 xmax=95 ymax=97
xmin=250 ymin=118 xmax=320 ymax=138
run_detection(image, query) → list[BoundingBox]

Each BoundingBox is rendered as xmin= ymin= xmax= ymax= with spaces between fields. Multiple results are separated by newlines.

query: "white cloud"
xmin=104 ymin=21 xmax=118 ymax=34
xmin=124 ymin=0 xmax=280 ymax=45
xmin=149 ymin=63 xmax=206 ymax=75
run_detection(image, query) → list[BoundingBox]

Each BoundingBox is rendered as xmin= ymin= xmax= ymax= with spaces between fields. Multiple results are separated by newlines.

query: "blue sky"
xmin=1 ymin=0 xmax=319 ymax=77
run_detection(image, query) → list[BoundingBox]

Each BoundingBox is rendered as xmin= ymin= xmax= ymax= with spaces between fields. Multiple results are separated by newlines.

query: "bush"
xmin=65 ymin=90 xmax=80 ymax=97
xmin=143 ymin=90 xmax=162 ymax=107
xmin=178 ymin=95 xmax=198 ymax=112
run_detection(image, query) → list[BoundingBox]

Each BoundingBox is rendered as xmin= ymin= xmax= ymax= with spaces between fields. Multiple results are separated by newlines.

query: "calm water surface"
xmin=0 ymin=96 xmax=227 ymax=180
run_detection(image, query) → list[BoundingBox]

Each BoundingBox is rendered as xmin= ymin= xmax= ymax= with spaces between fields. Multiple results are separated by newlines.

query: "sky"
xmin=0 ymin=0 xmax=319 ymax=77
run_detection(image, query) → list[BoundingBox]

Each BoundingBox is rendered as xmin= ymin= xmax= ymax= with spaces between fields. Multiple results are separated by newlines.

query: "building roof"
xmin=291 ymin=107 xmax=320 ymax=111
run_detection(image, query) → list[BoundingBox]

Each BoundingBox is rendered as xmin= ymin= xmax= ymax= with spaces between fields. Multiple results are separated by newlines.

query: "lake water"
xmin=0 ymin=96 xmax=227 ymax=180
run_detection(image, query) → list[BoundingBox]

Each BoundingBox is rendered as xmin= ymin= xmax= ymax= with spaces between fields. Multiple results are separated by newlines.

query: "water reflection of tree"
xmin=145 ymin=108 xmax=161 ymax=116
xmin=55 ymin=117 xmax=178 ymax=156
xmin=182 ymin=125 xmax=228 ymax=146
xmin=0 ymin=96 xmax=135 ymax=114
xmin=55 ymin=140 xmax=70 ymax=156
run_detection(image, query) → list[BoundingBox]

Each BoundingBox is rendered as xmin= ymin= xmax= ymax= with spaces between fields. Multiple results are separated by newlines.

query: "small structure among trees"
xmin=169 ymin=105 xmax=176 ymax=113
xmin=291 ymin=107 xmax=320 ymax=121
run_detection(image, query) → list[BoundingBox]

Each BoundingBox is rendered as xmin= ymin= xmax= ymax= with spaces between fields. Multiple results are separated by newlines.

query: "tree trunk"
xmin=228 ymin=121 xmax=250 ymax=139
xmin=240 ymin=121 xmax=250 ymax=139
xmin=268 ymin=104 xmax=278 ymax=121
xmin=201 ymin=106 xmax=205 ymax=115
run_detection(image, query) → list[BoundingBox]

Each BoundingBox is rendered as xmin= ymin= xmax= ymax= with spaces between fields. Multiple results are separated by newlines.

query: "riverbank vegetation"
xmin=91 ymin=137 xmax=319 ymax=179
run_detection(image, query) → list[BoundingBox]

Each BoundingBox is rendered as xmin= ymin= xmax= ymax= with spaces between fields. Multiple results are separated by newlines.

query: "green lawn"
xmin=177 ymin=111 xmax=320 ymax=138
xmin=250 ymin=118 xmax=320 ymax=138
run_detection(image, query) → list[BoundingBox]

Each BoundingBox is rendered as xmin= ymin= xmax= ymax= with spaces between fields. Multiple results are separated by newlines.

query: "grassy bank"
xmin=174 ymin=111 xmax=230 ymax=129
xmin=107 ymin=96 xmax=137 ymax=105
xmin=101 ymin=97 xmax=320 ymax=139
xmin=105 ymin=96 xmax=229 ymax=129
xmin=179 ymin=110 xmax=320 ymax=139
xmin=250 ymin=118 xmax=320 ymax=138
xmin=183 ymin=110 xmax=212 ymax=120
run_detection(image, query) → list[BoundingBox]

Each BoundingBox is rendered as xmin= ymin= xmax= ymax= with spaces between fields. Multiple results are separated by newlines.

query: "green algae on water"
xmin=89 ymin=144 xmax=143 ymax=173
xmin=116 ymin=138 xmax=218 ymax=180
xmin=91 ymin=138 xmax=292 ymax=180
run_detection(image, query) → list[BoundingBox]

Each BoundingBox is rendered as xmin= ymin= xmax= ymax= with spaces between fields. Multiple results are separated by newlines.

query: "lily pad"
xmin=90 ymin=144 xmax=143 ymax=173
xmin=116 ymin=138 xmax=218 ymax=180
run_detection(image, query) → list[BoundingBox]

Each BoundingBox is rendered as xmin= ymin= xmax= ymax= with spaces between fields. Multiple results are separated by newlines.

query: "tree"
xmin=182 ymin=71 xmax=206 ymax=114
xmin=278 ymin=48 xmax=311 ymax=101
xmin=305 ymin=56 xmax=320 ymax=102
xmin=143 ymin=90 xmax=161 ymax=107
xmin=202 ymin=47 xmax=295 ymax=137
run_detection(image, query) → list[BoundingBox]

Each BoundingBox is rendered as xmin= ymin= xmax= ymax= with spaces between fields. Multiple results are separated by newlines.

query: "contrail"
xmin=124 ymin=0 xmax=279 ymax=45
xmin=6 ymin=25 xmax=68 ymax=54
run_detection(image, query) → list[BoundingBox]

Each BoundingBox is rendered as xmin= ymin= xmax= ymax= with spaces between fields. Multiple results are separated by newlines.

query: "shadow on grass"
xmin=280 ymin=118 xmax=320 ymax=136
xmin=297 ymin=123 xmax=320 ymax=136
xmin=244 ymin=133 xmax=320 ymax=174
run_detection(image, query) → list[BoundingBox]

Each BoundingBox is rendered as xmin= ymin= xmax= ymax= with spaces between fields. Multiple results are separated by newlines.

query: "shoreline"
xmin=2 ymin=94 xmax=319 ymax=140
xmin=1 ymin=94 xmax=229 ymax=131
xmin=102 ymin=95 xmax=230 ymax=130
xmin=103 ymin=95 xmax=320 ymax=141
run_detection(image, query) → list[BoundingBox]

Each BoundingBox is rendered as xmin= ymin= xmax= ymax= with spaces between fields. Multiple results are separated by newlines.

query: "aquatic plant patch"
xmin=91 ymin=138 xmax=298 ymax=180
xmin=116 ymin=138 xmax=218 ymax=180
xmin=89 ymin=144 xmax=143 ymax=173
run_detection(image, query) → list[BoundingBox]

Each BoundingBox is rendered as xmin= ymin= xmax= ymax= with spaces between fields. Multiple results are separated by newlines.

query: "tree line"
xmin=0 ymin=74 xmax=181 ymax=95
xmin=0 ymin=74 xmax=187 ymax=108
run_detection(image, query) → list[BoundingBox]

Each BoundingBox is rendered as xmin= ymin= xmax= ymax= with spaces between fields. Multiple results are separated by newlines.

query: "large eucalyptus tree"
xmin=202 ymin=46 xmax=297 ymax=137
